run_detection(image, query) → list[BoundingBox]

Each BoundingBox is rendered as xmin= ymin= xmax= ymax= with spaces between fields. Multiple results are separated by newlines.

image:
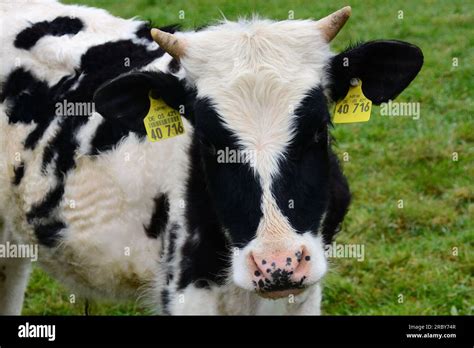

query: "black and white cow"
xmin=0 ymin=0 xmax=423 ymax=315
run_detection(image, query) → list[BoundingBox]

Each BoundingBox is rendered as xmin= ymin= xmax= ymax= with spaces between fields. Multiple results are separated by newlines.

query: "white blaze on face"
xmin=179 ymin=19 xmax=333 ymax=290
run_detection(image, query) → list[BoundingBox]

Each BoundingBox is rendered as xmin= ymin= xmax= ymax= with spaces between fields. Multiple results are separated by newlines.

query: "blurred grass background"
xmin=18 ymin=0 xmax=474 ymax=314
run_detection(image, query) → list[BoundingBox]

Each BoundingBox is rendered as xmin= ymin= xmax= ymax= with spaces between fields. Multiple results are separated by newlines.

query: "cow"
xmin=0 ymin=0 xmax=423 ymax=315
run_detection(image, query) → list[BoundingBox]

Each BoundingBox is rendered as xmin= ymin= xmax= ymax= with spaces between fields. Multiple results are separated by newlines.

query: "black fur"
xmin=322 ymin=152 xmax=351 ymax=243
xmin=168 ymin=58 xmax=181 ymax=73
xmin=192 ymin=98 xmax=263 ymax=247
xmin=177 ymin=137 xmax=231 ymax=290
xmin=0 ymin=69 xmax=71 ymax=149
xmin=89 ymin=121 xmax=132 ymax=155
xmin=271 ymin=87 xmax=349 ymax=241
xmin=34 ymin=220 xmax=66 ymax=247
xmin=135 ymin=22 xmax=180 ymax=41
xmin=26 ymin=184 xmax=64 ymax=224
xmin=160 ymin=289 xmax=170 ymax=315
xmin=144 ymin=194 xmax=170 ymax=239
xmin=12 ymin=162 xmax=25 ymax=186
xmin=166 ymin=223 xmax=179 ymax=264
xmin=14 ymin=17 xmax=84 ymax=50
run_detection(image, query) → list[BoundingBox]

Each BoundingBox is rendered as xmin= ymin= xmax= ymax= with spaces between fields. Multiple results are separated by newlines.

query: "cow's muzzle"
xmin=249 ymin=247 xmax=312 ymax=299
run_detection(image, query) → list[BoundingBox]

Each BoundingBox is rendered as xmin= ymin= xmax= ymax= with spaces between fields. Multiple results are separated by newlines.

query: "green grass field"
xmin=18 ymin=0 xmax=474 ymax=315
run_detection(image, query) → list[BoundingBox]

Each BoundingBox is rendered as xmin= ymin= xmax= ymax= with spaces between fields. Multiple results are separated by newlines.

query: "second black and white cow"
xmin=0 ymin=1 xmax=423 ymax=315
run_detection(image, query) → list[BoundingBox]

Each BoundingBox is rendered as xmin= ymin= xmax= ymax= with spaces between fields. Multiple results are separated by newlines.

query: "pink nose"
xmin=249 ymin=247 xmax=312 ymax=296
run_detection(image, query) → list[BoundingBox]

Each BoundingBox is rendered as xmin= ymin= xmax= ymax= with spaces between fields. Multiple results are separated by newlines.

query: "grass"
xmin=16 ymin=0 xmax=474 ymax=315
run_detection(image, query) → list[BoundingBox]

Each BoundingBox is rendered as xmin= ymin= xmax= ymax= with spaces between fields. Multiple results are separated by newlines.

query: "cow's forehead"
xmin=181 ymin=19 xmax=333 ymax=92
xmin=182 ymin=19 xmax=332 ymax=180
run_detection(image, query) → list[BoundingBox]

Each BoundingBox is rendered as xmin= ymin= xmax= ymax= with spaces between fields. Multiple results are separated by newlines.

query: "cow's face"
xmin=94 ymin=7 xmax=423 ymax=298
xmin=179 ymin=20 xmax=336 ymax=297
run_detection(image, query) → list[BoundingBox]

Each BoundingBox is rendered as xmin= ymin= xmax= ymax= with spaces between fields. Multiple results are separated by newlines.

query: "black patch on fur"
xmin=144 ymin=194 xmax=170 ymax=239
xmin=272 ymin=88 xmax=331 ymax=234
xmin=168 ymin=58 xmax=180 ymax=73
xmin=88 ymin=121 xmax=132 ymax=154
xmin=161 ymin=289 xmax=170 ymax=315
xmin=191 ymin=98 xmax=263 ymax=247
xmin=34 ymin=220 xmax=66 ymax=247
xmin=321 ymin=152 xmax=351 ymax=243
xmin=41 ymin=118 xmax=82 ymax=177
xmin=166 ymin=223 xmax=179 ymax=263
xmin=26 ymin=184 xmax=64 ymax=223
xmin=0 ymin=69 xmax=76 ymax=149
xmin=135 ymin=22 xmax=153 ymax=40
xmin=270 ymin=87 xmax=351 ymax=242
xmin=178 ymin=96 xmax=266 ymax=289
xmin=14 ymin=17 xmax=84 ymax=50
xmin=135 ymin=22 xmax=180 ymax=41
xmin=178 ymin=136 xmax=232 ymax=290
xmin=12 ymin=162 xmax=25 ymax=186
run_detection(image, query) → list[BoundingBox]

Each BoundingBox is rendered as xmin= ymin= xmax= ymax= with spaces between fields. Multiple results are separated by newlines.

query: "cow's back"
xmin=0 ymin=0 xmax=191 ymax=301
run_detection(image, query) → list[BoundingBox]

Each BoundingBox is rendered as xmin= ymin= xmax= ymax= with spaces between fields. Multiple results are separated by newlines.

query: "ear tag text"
xmin=143 ymin=93 xmax=185 ymax=142
xmin=333 ymin=79 xmax=372 ymax=123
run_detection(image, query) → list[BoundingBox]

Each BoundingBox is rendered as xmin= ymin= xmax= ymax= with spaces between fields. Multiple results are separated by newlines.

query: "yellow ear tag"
xmin=143 ymin=93 xmax=185 ymax=142
xmin=333 ymin=79 xmax=372 ymax=124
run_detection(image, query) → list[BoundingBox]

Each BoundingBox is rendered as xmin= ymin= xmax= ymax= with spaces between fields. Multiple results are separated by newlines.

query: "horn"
xmin=316 ymin=6 xmax=352 ymax=42
xmin=150 ymin=28 xmax=186 ymax=60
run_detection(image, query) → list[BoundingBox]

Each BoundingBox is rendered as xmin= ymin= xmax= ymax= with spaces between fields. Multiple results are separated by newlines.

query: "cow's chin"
xmin=256 ymin=287 xmax=306 ymax=300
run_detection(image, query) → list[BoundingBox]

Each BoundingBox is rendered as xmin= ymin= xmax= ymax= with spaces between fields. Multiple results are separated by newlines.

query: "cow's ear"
xmin=327 ymin=40 xmax=423 ymax=105
xmin=93 ymin=71 xmax=187 ymax=134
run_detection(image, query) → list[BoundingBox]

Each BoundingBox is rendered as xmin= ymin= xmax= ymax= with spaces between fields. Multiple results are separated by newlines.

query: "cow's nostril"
xmin=249 ymin=252 xmax=260 ymax=273
xmin=292 ymin=247 xmax=311 ymax=278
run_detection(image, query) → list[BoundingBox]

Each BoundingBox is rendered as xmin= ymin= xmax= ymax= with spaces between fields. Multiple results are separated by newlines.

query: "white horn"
xmin=316 ymin=6 xmax=352 ymax=42
xmin=150 ymin=28 xmax=186 ymax=60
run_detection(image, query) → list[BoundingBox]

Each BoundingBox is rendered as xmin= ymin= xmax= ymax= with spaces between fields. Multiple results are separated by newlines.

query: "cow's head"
xmin=94 ymin=7 xmax=423 ymax=299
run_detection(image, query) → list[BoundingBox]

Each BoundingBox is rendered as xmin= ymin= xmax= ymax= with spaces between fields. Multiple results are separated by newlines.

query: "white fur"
xmin=169 ymin=286 xmax=221 ymax=315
